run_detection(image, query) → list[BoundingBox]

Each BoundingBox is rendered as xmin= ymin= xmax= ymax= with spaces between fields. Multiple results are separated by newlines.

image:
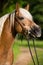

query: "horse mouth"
xmin=28 ymin=26 xmax=41 ymax=38
xmin=24 ymin=26 xmax=41 ymax=39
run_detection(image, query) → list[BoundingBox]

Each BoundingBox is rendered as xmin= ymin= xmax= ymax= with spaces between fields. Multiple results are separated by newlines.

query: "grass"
xmin=29 ymin=48 xmax=43 ymax=65
xmin=13 ymin=40 xmax=43 ymax=48
xmin=12 ymin=39 xmax=43 ymax=64
xmin=13 ymin=41 xmax=20 ymax=62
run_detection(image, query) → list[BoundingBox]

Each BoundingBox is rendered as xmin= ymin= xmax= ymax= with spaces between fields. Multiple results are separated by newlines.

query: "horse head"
xmin=12 ymin=3 xmax=41 ymax=39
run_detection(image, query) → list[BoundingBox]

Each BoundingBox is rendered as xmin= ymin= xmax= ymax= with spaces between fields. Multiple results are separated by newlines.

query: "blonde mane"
xmin=0 ymin=14 xmax=9 ymax=36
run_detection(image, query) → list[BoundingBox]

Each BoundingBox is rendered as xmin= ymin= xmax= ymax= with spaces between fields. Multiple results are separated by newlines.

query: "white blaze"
xmin=20 ymin=8 xmax=33 ymax=21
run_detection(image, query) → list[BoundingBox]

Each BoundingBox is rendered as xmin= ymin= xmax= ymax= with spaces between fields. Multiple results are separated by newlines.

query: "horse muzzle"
xmin=28 ymin=26 xmax=41 ymax=38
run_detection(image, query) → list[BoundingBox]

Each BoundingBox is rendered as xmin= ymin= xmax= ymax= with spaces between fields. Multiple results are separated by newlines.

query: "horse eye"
xmin=18 ymin=17 xmax=24 ymax=20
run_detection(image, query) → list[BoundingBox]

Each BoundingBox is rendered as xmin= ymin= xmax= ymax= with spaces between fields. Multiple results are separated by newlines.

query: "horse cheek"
xmin=16 ymin=25 xmax=22 ymax=33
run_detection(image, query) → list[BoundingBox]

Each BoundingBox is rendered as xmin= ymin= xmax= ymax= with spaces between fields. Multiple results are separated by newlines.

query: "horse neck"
xmin=0 ymin=15 xmax=16 ymax=65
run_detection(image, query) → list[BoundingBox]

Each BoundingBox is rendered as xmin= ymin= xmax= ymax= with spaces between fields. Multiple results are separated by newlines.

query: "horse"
xmin=0 ymin=3 xmax=41 ymax=65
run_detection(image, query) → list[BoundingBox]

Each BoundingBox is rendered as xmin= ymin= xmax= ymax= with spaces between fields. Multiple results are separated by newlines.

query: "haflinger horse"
xmin=0 ymin=3 xmax=41 ymax=65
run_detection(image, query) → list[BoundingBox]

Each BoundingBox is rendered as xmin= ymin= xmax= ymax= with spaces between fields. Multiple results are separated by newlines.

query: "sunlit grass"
xmin=13 ymin=41 xmax=20 ymax=62
xmin=29 ymin=48 xmax=43 ymax=65
xmin=13 ymin=40 xmax=43 ymax=48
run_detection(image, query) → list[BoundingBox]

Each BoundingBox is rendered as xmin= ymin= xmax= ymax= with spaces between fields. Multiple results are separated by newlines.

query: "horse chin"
xmin=28 ymin=26 xmax=41 ymax=39
xmin=25 ymin=31 xmax=41 ymax=39
xmin=23 ymin=30 xmax=36 ymax=39
xmin=28 ymin=31 xmax=41 ymax=39
xmin=35 ymin=32 xmax=41 ymax=37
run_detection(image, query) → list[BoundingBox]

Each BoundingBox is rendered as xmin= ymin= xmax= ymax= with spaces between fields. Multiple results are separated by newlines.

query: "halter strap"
xmin=15 ymin=10 xmax=27 ymax=32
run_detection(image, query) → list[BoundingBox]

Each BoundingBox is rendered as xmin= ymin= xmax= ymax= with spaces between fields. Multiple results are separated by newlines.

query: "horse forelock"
xmin=19 ymin=8 xmax=33 ymax=21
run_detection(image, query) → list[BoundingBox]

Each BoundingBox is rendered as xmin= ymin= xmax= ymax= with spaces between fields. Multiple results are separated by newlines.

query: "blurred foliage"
xmin=0 ymin=0 xmax=43 ymax=39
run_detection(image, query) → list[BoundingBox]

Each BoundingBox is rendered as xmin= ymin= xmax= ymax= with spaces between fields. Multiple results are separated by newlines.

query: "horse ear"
xmin=25 ymin=4 xmax=30 ymax=11
xmin=16 ymin=3 xmax=19 ymax=15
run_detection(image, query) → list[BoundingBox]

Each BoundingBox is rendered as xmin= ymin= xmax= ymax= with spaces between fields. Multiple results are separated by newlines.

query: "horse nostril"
xmin=33 ymin=26 xmax=41 ymax=37
xmin=30 ymin=26 xmax=41 ymax=37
